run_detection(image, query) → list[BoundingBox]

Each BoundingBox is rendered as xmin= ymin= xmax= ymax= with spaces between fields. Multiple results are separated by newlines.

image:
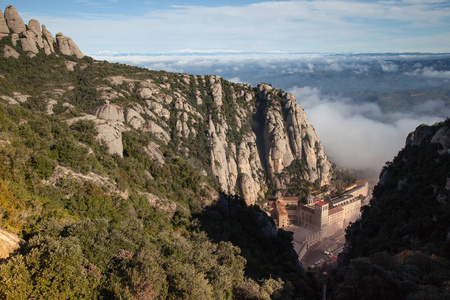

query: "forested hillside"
xmin=328 ymin=120 xmax=450 ymax=299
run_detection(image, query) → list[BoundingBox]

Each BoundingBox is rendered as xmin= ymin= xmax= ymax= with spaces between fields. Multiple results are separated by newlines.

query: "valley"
xmin=0 ymin=4 xmax=449 ymax=299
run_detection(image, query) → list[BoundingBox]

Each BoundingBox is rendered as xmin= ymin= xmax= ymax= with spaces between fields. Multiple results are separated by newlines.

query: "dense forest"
xmin=328 ymin=119 xmax=450 ymax=299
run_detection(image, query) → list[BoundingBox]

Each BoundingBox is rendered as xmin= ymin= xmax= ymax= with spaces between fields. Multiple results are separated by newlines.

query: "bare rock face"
xmin=407 ymin=121 xmax=450 ymax=155
xmin=431 ymin=126 xmax=450 ymax=154
xmin=0 ymin=9 xmax=10 ymax=37
xmin=237 ymin=133 xmax=266 ymax=204
xmin=4 ymin=5 xmax=26 ymax=34
xmin=209 ymin=76 xmax=223 ymax=106
xmin=42 ymin=25 xmax=55 ymax=54
xmin=66 ymin=115 xmax=126 ymax=157
xmin=3 ymin=45 xmax=19 ymax=58
xmin=148 ymin=121 xmax=170 ymax=144
xmin=125 ymin=107 xmax=146 ymax=130
xmin=56 ymin=32 xmax=84 ymax=59
xmin=258 ymin=84 xmax=332 ymax=191
xmin=209 ymin=116 xmax=238 ymax=195
xmin=10 ymin=33 xmax=18 ymax=46
xmin=96 ymin=122 xmax=124 ymax=157
xmin=0 ymin=95 xmax=19 ymax=105
xmin=28 ymin=19 xmax=41 ymax=33
xmin=20 ymin=30 xmax=40 ymax=56
xmin=94 ymin=103 xmax=125 ymax=123
xmin=145 ymin=141 xmax=165 ymax=166
xmin=0 ymin=228 xmax=23 ymax=259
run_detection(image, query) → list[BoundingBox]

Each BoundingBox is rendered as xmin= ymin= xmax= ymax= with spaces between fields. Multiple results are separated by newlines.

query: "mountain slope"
xmin=0 ymin=7 xmax=332 ymax=205
xmin=0 ymin=5 xmax=331 ymax=299
xmin=329 ymin=119 xmax=450 ymax=299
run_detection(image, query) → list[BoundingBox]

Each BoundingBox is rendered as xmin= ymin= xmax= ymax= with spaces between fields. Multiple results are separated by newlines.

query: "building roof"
xmin=280 ymin=196 xmax=298 ymax=201
xmin=344 ymin=183 xmax=356 ymax=191
xmin=300 ymin=205 xmax=315 ymax=213
xmin=331 ymin=194 xmax=353 ymax=205
xmin=329 ymin=206 xmax=344 ymax=215
xmin=315 ymin=200 xmax=328 ymax=206
xmin=275 ymin=201 xmax=288 ymax=215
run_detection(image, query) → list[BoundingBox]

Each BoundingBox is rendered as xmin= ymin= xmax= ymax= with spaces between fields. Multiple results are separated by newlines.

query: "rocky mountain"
xmin=329 ymin=119 xmax=450 ymax=299
xmin=0 ymin=6 xmax=331 ymax=206
xmin=0 ymin=6 xmax=330 ymax=299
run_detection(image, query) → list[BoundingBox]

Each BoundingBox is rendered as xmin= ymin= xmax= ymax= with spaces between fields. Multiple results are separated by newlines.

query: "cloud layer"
xmin=288 ymin=86 xmax=445 ymax=174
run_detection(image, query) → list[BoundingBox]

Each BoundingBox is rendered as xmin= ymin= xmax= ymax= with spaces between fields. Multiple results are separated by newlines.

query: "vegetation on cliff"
xmin=0 ymin=38 xmax=327 ymax=298
xmin=328 ymin=119 xmax=450 ymax=299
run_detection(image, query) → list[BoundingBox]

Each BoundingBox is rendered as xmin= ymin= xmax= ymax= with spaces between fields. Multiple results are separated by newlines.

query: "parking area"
xmin=285 ymin=225 xmax=346 ymax=269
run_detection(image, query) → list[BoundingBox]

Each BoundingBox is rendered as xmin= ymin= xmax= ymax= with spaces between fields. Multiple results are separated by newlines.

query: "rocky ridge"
xmin=0 ymin=7 xmax=332 ymax=206
xmin=0 ymin=5 xmax=82 ymax=58
xmin=57 ymin=73 xmax=331 ymax=205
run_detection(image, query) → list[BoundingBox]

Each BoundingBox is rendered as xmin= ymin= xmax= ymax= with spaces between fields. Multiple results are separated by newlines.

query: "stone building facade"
xmin=271 ymin=180 xmax=369 ymax=237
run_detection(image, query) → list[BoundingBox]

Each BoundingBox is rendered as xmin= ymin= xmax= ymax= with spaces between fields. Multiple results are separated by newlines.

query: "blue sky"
xmin=3 ymin=0 xmax=450 ymax=54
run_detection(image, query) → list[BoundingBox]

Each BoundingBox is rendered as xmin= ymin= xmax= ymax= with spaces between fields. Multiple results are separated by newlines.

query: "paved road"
xmin=285 ymin=225 xmax=346 ymax=269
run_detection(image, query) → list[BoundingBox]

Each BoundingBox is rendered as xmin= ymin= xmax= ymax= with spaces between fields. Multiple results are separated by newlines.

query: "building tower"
xmin=314 ymin=201 xmax=329 ymax=232
xmin=306 ymin=191 xmax=314 ymax=205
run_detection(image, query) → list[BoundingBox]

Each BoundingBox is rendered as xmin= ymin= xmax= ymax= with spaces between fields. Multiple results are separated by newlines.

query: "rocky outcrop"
xmin=0 ymin=6 xmax=82 ymax=59
xmin=407 ymin=121 xmax=450 ymax=154
xmin=66 ymin=115 xmax=127 ymax=157
xmin=20 ymin=30 xmax=40 ymax=57
xmin=94 ymin=103 xmax=125 ymax=123
xmin=145 ymin=141 xmax=165 ymax=166
xmin=56 ymin=32 xmax=84 ymax=59
xmin=209 ymin=116 xmax=239 ymax=194
xmin=3 ymin=44 xmax=19 ymax=58
xmin=4 ymin=5 xmax=25 ymax=34
xmin=0 ymin=228 xmax=23 ymax=259
xmin=0 ymin=9 xmax=9 ymax=37
xmin=42 ymin=25 xmax=55 ymax=54
xmin=125 ymin=107 xmax=146 ymax=130
xmin=257 ymin=84 xmax=332 ymax=192
xmin=209 ymin=76 xmax=223 ymax=106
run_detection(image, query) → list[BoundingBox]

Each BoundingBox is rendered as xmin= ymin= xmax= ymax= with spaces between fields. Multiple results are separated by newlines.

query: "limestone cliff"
xmin=77 ymin=74 xmax=332 ymax=205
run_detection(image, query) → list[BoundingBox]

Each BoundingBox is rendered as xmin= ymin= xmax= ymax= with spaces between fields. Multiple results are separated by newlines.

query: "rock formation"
xmin=3 ymin=44 xmax=19 ymax=58
xmin=257 ymin=84 xmax=332 ymax=191
xmin=0 ymin=228 xmax=23 ymax=259
xmin=88 ymin=75 xmax=332 ymax=205
xmin=56 ymin=32 xmax=84 ymax=59
xmin=94 ymin=103 xmax=125 ymax=123
xmin=0 ymin=9 xmax=9 ymax=37
xmin=4 ymin=5 xmax=25 ymax=34
xmin=0 ymin=5 xmax=83 ymax=59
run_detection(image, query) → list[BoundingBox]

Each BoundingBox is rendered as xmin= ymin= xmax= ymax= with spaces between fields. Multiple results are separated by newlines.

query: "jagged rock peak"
xmin=0 ymin=5 xmax=83 ymax=59
xmin=0 ymin=9 xmax=10 ymax=37
xmin=28 ymin=19 xmax=41 ymax=34
xmin=56 ymin=32 xmax=84 ymax=59
xmin=4 ymin=5 xmax=25 ymax=34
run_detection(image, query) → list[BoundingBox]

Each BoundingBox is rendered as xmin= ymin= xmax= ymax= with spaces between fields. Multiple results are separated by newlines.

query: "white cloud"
xmin=380 ymin=62 xmax=399 ymax=72
xmin=406 ymin=67 xmax=450 ymax=80
xmin=288 ymin=86 xmax=444 ymax=172
xmin=422 ymin=67 xmax=450 ymax=79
